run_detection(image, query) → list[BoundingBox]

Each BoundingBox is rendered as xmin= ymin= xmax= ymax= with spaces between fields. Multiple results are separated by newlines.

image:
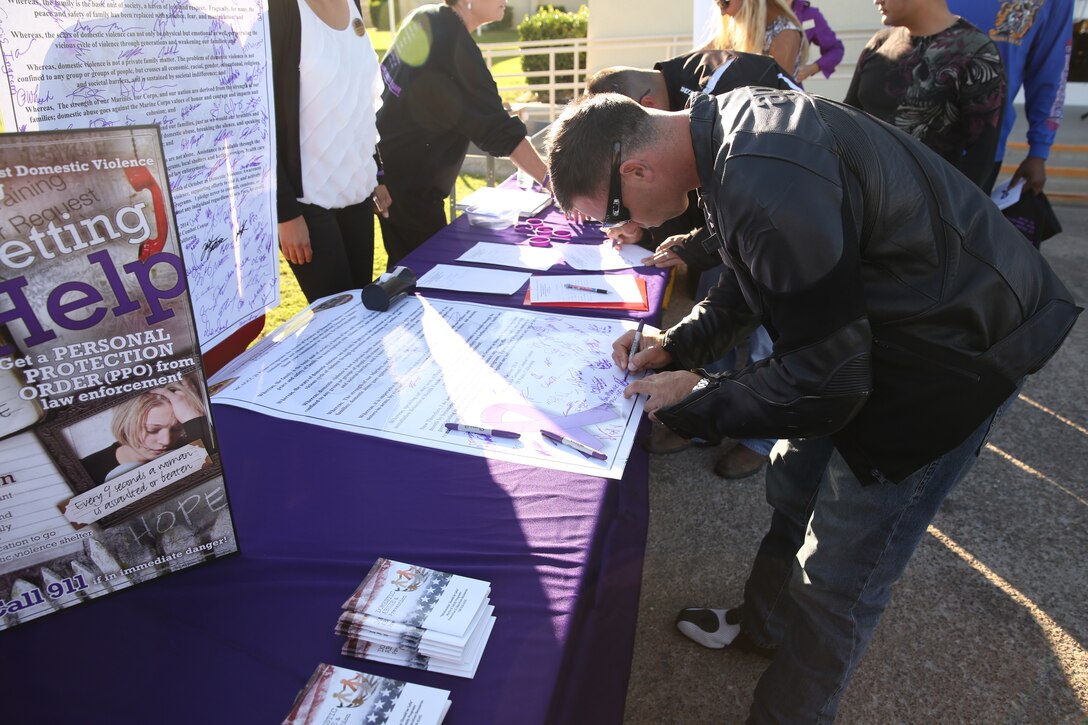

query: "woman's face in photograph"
xmin=133 ymin=402 xmax=184 ymax=460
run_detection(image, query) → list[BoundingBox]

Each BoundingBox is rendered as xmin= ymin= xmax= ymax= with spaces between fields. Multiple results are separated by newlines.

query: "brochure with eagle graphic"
xmin=336 ymin=603 xmax=494 ymax=660
xmin=339 ymin=558 xmax=495 ymax=678
xmin=282 ymin=663 xmax=450 ymax=725
xmin=340 ymin=614 xmax=496 ymax=680
xmin=342 ymin=558 xmax=491 ymax=639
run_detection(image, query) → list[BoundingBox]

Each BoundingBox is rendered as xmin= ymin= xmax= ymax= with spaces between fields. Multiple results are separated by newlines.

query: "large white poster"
xmin=0 ymin=0 xmax=278 ymax=349
xmin=209 ymin=293 xmax=650 ymax=479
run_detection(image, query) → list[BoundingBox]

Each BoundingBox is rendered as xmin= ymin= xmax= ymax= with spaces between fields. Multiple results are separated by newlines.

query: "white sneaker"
xmin=675 ymin=607 xmax=778 ymax=658
xmin=675 ymin=607 xmax=740 ymax=649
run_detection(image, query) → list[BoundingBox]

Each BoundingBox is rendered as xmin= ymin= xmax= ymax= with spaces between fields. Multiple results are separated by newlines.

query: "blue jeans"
xmin=696 ymin=266 xmax=775 ymax=457
xmin=739 ymin=395 xmax=1012 ymax=723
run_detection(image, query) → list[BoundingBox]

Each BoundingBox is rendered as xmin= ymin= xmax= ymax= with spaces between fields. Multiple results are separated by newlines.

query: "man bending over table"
xmin=543 ymin=89 xmax=1079 ymax=722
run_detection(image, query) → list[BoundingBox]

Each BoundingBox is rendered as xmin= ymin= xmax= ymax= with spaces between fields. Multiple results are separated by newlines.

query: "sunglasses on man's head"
xmin=600 ymin=140 xmax=632 ymax=231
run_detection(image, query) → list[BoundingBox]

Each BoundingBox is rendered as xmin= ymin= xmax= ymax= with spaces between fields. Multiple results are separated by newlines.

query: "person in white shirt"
xmin=271 ymin=0 xmax=393 ymax=302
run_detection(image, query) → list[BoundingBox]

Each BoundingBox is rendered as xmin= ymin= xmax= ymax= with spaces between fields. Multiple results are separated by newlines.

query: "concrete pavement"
xmin=622 ymin=110 xmax=1088 ymax=724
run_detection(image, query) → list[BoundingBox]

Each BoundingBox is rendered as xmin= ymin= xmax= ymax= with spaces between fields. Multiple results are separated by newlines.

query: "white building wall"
xmin=586 ymin=1 xmax=694 ymax=72
xmin=583 ymin=0 xmax=879 ymax=100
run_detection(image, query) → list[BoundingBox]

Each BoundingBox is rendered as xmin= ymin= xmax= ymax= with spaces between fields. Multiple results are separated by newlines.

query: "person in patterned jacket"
xmin=844 ymin=0 xmax=1006 ymax=188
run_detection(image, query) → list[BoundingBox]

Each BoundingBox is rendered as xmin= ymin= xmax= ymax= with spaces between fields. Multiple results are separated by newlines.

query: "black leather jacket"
xmin=656 ymin=90 xmax=1080 ymax=484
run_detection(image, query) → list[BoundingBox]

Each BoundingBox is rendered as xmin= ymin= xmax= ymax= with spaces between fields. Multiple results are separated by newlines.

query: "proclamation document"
xmin=0 ymin=0 xmax=278 ymax=349
xmin=210 ymin=293 xmax=651 ymax=479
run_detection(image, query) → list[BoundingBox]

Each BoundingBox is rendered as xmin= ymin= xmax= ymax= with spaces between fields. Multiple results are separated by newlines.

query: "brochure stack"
xmin=337 ymin=558 xmax=495 ymax=679
xmin=283 ymin=662 xmax=451 ymax=725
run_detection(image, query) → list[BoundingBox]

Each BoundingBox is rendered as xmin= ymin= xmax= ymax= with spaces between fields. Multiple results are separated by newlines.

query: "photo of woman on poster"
xmin=78 ymin=375 xmax=212 ymax=486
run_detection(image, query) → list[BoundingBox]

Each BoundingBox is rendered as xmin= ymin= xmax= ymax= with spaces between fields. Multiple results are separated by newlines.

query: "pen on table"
xmin=564 ymin=283 xmax=609 ymax=294
xmin=624 ymin=318 xmax=645 ymax=382
xmin=540 ymin=429 xmax=608 ymax=461
xmin=445 ymin=422 xmax=521 ymax=439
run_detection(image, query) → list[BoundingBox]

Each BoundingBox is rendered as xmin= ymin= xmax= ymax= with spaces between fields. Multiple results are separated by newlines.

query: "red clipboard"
xmin=524 ymin=276 xmax=648 ymax=311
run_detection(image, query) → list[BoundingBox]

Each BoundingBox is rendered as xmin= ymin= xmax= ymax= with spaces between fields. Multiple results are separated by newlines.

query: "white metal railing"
xmin=477 ymin=35 xmax=697 ymax=121
xmin=454 ymin=34 xmax=696 ymax=214
xmin=452 ymin=28 xmax=879 ymax=212
xmin=475 ymin=29 xmax=879 ymax=119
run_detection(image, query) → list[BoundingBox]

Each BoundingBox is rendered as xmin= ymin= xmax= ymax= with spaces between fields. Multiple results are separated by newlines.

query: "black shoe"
xmin=643 ymin=422 xmax=694 ymax=455
xmin=675 ymin=607 xmax=777 ymax=659
xmin=642 ymin=422 xmax=729 ymax=455
xmin=713 ymin=444 xmax=767 ymax=479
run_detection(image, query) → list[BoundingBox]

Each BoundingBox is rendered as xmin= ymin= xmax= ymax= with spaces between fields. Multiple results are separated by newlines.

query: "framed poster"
xmin=0 ymin=126 xmax=237 ymax=630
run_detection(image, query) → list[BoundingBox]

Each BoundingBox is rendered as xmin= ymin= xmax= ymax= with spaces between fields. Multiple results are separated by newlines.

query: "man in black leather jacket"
xmin=545 ymin=89 xmax=1079 ymax=723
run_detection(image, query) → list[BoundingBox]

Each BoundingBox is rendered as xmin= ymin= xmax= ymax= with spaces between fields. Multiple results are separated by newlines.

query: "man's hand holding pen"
xmin=612 ymin=326 xmax=669 ymax=375
xmin=612 ymin=327 xmax=701 ymax=420
xmin=641 ymin=235 xmax=688 ymax=268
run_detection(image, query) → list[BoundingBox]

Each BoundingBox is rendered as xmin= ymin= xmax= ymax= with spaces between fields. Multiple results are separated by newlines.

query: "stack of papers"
xmin=560 ymin=242 xmax=648 ymax=271
xmin=415 ymin=264 xmax=530 ymax=295
xmin=456 ymin=241 xmax=563 ymax=271
xmin=282 ymin=662 xmax=451 ymax=725
xmin=337 ymin=558 xmax=496 ymax=679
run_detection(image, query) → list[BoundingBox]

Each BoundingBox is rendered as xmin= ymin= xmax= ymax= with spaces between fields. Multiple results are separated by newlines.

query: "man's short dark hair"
xmin=545 ymin=93 xmax=655 ymax=214
xmin=585 ymin=66 xmax=654 ymax=100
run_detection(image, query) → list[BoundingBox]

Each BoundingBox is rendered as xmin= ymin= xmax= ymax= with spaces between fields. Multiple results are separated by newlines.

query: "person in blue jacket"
xmin=949 ymin=0 xmax=1073 ymax=194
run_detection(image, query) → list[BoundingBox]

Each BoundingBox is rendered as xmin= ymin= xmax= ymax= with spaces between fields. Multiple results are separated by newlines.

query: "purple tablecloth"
xmin=0 ymin=208 xmax=662 ymax=725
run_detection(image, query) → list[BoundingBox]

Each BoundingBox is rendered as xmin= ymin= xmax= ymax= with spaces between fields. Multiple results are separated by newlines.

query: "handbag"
xmin=1001 ymin=191 xmax=1062 ymax=249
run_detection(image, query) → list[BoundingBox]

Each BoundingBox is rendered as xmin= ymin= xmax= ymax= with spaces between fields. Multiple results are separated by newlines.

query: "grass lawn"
xmin=263 ymin=173 xmax=491 ymax=336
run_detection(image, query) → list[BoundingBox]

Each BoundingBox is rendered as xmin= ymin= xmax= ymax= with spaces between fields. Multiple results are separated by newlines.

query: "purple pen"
xmin=540 ymin=429 xmax=608 ymax=460
xmin=445 ymin=422 xmax=521 ymax=439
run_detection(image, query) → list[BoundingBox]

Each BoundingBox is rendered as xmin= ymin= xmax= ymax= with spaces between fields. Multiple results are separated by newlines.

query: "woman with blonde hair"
xmin=81 ymin=378 xmax=210 ymax=485
xmin=706 ymin=0 xmax=808 ymax=78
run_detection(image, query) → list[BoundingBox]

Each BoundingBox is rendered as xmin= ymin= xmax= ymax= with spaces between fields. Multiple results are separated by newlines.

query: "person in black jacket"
xmin=545 ymin=89 xmax=1079 ymax=722
xmin=376 ymin=0 xmax=549 ymax=268
xmin=585 ymin=50 xmax=799 ymax=473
